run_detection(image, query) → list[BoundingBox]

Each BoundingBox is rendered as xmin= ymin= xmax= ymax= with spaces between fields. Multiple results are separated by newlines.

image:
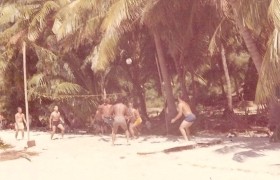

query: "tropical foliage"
xmin=0 ymin=0 xmax=279 ymax=139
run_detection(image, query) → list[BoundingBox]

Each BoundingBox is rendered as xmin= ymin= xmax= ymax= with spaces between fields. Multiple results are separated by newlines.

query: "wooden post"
xmin=23 ymin=41 xmax=30 ymax=141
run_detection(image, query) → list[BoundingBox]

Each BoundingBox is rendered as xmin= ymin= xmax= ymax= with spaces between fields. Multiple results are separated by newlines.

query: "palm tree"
xmin=0 ymin=1 xmax=100 ymax=122
xmin=221 ymin=44 xmax=233 ymax=111
xmin=212 ymin=0 xmax=279 ymax=103
xmin=88 ymin=0 xmax=215 ymax=121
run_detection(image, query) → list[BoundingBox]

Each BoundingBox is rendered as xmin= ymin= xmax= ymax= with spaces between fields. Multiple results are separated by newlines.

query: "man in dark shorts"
xmin=110 ymin=98 xmax=130 ymax=145
xmin=171 ymin=94 xmax=196 ymax=142
xmin=49 ymin=106 xmax=65 ymax=140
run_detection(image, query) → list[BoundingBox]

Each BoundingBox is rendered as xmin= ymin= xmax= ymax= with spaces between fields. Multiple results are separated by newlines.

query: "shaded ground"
xmin=0 ymin=130 xmax=279 ymax=180
xmin=0 ymin=150 xmax=38 ymax=162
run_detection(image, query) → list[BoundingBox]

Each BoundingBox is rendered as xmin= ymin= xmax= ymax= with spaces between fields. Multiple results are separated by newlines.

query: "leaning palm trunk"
xmin=230 ymin=1 xmax=262 ymax=73
xmin=221 ymin=45 xmax=233 ymax=111
xmin=269 ymin=100 xmax=280 ymax=142
xmin=153 ymin=31 xmax=176 ymax=133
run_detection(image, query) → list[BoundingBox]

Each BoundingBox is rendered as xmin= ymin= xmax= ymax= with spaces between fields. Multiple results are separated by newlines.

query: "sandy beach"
xmin=0 ymin=130 xmax=279 ymax=180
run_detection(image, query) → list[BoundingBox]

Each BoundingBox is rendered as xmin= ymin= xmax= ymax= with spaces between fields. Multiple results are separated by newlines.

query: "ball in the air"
xmin=126 ymin=58 xmax=132 ymax=65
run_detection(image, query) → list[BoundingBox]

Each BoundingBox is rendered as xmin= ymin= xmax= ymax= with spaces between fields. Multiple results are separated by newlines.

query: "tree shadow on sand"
xmin=215 ymin=137 xmax=280 ymax=162
xmin=138 ymin=135 xmax=180 ymax=144
xmin=0 ymin=150 xmax=39 ymax=162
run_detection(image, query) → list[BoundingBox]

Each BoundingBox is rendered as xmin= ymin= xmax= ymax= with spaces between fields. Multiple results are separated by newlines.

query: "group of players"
xmin=12 ymin=93 xmax=196 ymax=145
xmin=93 ymin=98 xmax=143 ymax=145
xmin=13 ymin=97 xmax=144 ymax=146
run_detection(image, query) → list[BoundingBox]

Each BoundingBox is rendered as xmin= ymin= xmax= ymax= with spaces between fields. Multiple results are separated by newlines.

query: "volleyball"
xmin=126 ymin=58 xmax=132 ymax=65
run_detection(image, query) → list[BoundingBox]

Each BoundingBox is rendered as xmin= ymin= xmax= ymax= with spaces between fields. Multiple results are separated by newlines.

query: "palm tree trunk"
xmin=173 ymin=54 xmax=188 ymax=99
xmin=131 ymin=67 xmax=149 ymax=121
xmin=221 ymin=45 xmax=233 ymax=111
xmin=135 ymin=84 xmax=149 ymax=121
xmin=153 ymin=31 xmax=176 ymax=132
xmin=230 ymin=1 xmax=262 ymax=73
xmin=234 ymin=77 xmax=241 ymax=101
xmin=220 ymin=78 xmax=226 ymax=97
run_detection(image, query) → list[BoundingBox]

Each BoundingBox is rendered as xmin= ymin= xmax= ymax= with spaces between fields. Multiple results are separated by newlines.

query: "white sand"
xmin=0 ymin=130 xmax=279 ymax=180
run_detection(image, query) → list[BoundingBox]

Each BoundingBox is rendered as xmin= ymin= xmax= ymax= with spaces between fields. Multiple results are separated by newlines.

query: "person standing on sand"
xmin=49 ymin=106 xmax=65 ymax=140
xmin=15 ymin=107 xmax=27 ymax=140
xmin=110 ymin=98 xmax=130 ymax=145
xmin=127 ymin=102 xmax=142 ymax=138
xmin=95 ymin=98 xmax=112 ymax=134
xmin=171 ymin=94 xmax=196 ymax=142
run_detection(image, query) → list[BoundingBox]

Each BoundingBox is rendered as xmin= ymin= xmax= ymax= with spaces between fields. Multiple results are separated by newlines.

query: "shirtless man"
xmin=15 ymin=107 xmax=27 ymax=140
xmin=127 ymin=102 xmax=142 ymax=138
xmin=171 ymin=94 xmax=196 ymax=142
xmin=96 ymin=98 xmax=113 ymax=133
xmin=110 ymin=99 xmax=130 ymax=145
xmin=49 ymin=106 xmax=65 ymax=140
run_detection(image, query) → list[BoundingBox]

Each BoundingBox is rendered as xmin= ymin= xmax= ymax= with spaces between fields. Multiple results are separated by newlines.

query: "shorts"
xmin=113 ymin=116 xmax=127 ymax=131
xmin=184 ymin=114 xmax=196 ymax=122
xmin=133 ymin=117 xmax=142 ymax=126
xmin=15 ymin=122 xmax=24 ymax=130
xmin=103 ymin=117 xmax=113 ymax=126
xmin=52 ymin=121 xmax=61 ymax=127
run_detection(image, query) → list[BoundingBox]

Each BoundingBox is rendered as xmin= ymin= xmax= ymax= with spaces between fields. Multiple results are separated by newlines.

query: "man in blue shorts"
xmin=171 ymin=94 xmax=196 ymax=142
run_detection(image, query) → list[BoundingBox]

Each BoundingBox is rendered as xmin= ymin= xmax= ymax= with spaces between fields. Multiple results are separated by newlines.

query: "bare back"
xmin=179 ymin=101 xmax=192 ymax=116
xmin=111 ymin=103 xmax=127 ymax=117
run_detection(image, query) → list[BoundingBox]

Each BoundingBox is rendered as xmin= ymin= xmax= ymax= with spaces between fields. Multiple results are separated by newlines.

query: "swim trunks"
xmin=52 ymin=120 xmax=61 ymax=127
xmin=184 ymin=114 xmax=196 ymax=122
xmin=15 ymin=122 xmax=24 ymax=130
xmin=133 ymin=117 xmax=142 ymax=126
xmin=103 ymin=116 xmax=113 ymax=126
xmin=113 ymin=116 xmax=127 ymax=130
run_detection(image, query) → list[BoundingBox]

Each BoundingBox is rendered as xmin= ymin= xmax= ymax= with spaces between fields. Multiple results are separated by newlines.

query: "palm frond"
xmin=28 ymin=1 xmax=60 ymax=42
xmin=0 ymin=21 xmax=25 ymax=44
xmin=32 ymin=43 xmax=75 ymax=81
xmin=0 ymin=46 xmax=15 ymax=72
xmin=0 ymin=4 xmax=20 ymax=26
xmin=256 ymin=0 xmax=280 ymax=103
xmin=28 ymin=73 xmax=46 ymax=88
xmin=234 ymin=0 xmax=271 ymax=35
xmin=54 ymin=82 xmax=85 ymax=95
xmin=93 ymin=0 xmax=147 ymax=72
xmin=208 ymin=18 xmax=225 ymax=56
xmin=268 ymin=0 xmax=280 ymax=30
xmin=52 ymin=0 xmax=110 ymax=41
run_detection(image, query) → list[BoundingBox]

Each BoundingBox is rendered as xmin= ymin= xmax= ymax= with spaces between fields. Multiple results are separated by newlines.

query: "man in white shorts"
xmin=110 ymin=98 xmax=130 ymax=145
xmin=15 ymin=107 xmax=27 ymax=140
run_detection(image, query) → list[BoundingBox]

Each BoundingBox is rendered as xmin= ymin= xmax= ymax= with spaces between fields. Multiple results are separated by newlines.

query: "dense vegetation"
xmin=0 ymin=0 xmax=279 ymax=140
